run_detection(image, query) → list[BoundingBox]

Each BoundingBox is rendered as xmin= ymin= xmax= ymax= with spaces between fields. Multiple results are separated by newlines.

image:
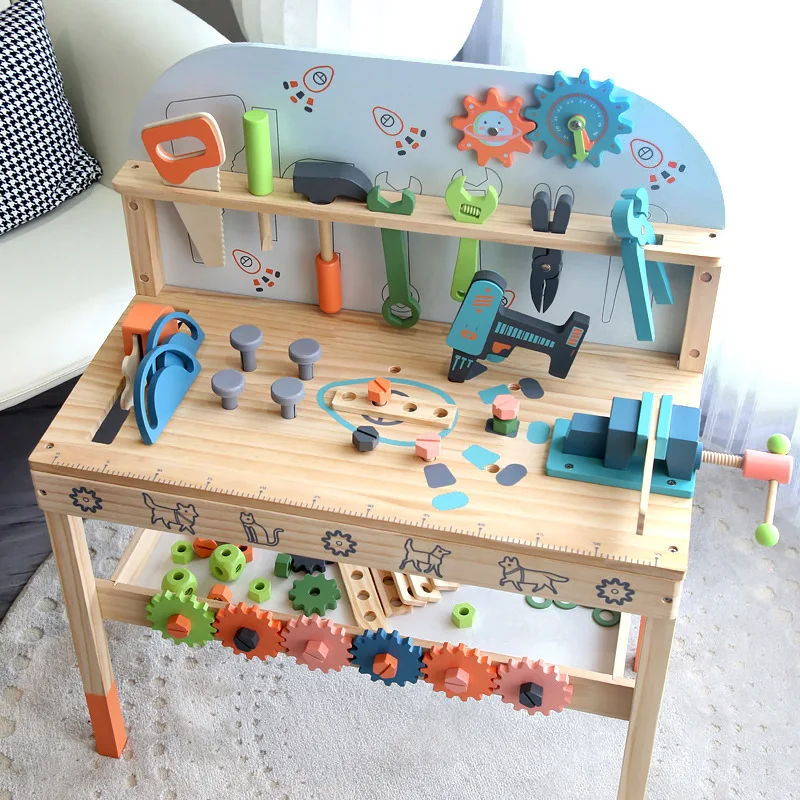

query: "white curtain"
xmin=502 ymin=0 xmax=800 ymax=523
xmin=230 ymin=0 xmax=482 ymax=60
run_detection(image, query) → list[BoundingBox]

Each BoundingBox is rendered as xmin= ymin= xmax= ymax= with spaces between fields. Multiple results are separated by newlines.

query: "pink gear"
xmin=280 ymin=614 xmax=353 ymax=673
xmin=493 ymin=657 xmax=573 ymax=715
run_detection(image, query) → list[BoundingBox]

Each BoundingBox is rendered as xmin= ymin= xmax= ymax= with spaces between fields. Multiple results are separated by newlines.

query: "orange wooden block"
xmin=415 ymin=434 xmax=441 ymax=462
xmin=238 ymin=544 xmax=254 ymax=563
xmin=368 ymin=377 xmax=391 ymax=406
xmin=303 ymin=640 xmax=329 ymax=662
xmin=121 ymin=302 xmax=178 ymax=356
xmin=85 ymin=682 xmax=127 ymax=758
xmin=444 ymin=666 xmax=471 ymax=694
xmin=208 ymin=584 xmax=232 ymax=602
xmin=373 ymin=652 xmax=399 ymax=679
xmin=492 ymin=394 xmax=520 ymax=421
xmin=166 ymin=613 xmax=191 ymax=638
xmin=193 ymin=538 xmax=218 ymax=558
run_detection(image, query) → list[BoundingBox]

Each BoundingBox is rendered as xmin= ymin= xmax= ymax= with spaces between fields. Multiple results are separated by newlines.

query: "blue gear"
xmin=349 ymin=628 xmax=424 ymax=686
xmin=523 ymin=69 xmax=632 ymax=168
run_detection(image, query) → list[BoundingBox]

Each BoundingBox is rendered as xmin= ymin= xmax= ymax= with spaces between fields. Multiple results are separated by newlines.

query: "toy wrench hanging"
xmin=611 ymin=188 xmax=673 ymax=341
xmin=141 ymin=112 xmax=226 ymax=267
xmin=366 ymin=186 xmax=420 ymax=328
xmin=445 ymin=176 xmax=499 ymax=301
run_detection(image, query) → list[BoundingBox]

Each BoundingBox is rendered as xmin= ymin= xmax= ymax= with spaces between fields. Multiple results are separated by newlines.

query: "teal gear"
xmin=145 ymin=590 xmax=217 ymax=647
xmin=349 ymin=628 xmax=424 ymax=687
xmin=287 ymin=573 xmax=341 ymax=615
xmin=523 ymin=69 xmax=632 ymax=168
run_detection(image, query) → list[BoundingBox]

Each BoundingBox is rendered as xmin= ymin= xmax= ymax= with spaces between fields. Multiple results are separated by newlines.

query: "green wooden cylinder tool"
xmin=243 ymin=110 xmax=273 ymax=196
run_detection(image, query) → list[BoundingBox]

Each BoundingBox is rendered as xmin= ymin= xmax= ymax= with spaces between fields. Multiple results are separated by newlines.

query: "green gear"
xmin=145 ymin=590 xmax=217 ymax=647
xmin=287 ymin=573 xmax=341 ymax=616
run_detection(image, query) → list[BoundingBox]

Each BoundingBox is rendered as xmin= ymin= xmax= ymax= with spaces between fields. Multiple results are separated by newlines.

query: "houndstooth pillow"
xmin=0 ymin=0 xmax=102 ymax=235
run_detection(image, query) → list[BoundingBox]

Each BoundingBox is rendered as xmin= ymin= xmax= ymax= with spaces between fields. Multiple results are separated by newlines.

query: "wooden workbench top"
xmin=31 ymin=289 xmax=700 ymax=606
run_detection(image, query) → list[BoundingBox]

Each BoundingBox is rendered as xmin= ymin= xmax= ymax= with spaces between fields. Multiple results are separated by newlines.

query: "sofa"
xmin=0 ymin=0 xmax=227 ymax=410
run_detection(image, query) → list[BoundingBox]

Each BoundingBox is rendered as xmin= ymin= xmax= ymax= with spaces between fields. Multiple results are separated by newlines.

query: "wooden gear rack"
xmin=29 ymin=160 xmax=725 ymax=800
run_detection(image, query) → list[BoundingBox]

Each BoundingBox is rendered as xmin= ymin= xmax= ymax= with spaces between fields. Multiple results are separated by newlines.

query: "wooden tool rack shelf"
xmin=30 ymin=162 xmax=725 ymax=800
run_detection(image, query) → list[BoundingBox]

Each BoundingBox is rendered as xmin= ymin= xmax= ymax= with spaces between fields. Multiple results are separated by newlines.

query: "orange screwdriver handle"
xmin=315 ymin=253 xmax=342 ymax=314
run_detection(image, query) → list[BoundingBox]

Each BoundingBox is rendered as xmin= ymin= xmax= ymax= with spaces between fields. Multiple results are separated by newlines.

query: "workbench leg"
xmin=617 ymin=615 xmax=676 ymax=800
xmin=45 ymin=512 xmax=127 ymax=758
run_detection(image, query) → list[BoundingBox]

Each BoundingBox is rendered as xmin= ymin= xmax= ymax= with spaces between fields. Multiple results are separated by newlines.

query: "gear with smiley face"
xmin=452 ymin=88 xmax=536 ymax=168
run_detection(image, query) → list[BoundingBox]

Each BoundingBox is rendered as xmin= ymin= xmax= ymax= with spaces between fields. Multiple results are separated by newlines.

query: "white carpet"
xmin=0 ymin=465 xmax=798 ymax=800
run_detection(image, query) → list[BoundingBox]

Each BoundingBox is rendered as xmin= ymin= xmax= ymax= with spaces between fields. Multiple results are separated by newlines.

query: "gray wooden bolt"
xmin=212 ymin=370 xmax=245 ymax=410
xmin=270 ymin=377 xmax=305 ymax=419
xmin=288 ymin=338 xmax=322 ymax=381
xmin=230 ymin=324 xmax=263 ymax=372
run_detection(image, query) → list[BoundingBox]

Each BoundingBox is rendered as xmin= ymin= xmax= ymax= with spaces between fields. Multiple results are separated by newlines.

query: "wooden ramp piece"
xmin=430 ymin=578 xmax=460 ymax=592
xmin=371 ymin=569 xmax=412 ymax=617
xmin=390 ymin=573 xmax=425 ymax=607
xmin=338 ymin=565 xmax=386 ymax=630
xmin=407 ymin=574 xmax=442 ymax=603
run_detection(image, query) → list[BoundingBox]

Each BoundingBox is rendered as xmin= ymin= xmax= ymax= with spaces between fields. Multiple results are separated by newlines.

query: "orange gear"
xmin=213 ymin=602 xmax=284 ymax=660
xmin=280 ymin=614 xmax=353 ymax=673
xmin=451 ymin=87 xmax=536 ymax=168
xmin=493 ymin=657 xmax=573 ymax=715
xmin=422 ymin=642 xmax=496 ymax=701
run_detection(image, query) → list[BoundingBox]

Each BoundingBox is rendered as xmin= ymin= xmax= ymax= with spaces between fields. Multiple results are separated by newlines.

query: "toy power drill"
xmin=446 ymin=271 xmax=590 ymax=382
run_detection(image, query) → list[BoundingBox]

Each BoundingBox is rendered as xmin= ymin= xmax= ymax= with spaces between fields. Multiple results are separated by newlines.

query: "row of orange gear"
xmin=421 ymin=644 xmax=573 ymax=714
xmin=212 ymin=605 xmax=572 ymax=714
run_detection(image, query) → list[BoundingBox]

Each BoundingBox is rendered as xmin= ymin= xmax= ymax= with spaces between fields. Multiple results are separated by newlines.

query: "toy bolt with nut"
xmin=352 ymin=425 xmax=379 ymax=452
xmin=211 ymin=369 xmax=245 ymax=409
xmin=230 ymin=324 xmax=263 ymax=372
xmin=415 ymin=434 xmax=441 ymax=462
xmin=368 ymin=377 xmax=391 ymax=406
xmin=289 ymin=338 xmax=322 ymax=380
xmin=270 ymin=377 xmax=305 ymax=419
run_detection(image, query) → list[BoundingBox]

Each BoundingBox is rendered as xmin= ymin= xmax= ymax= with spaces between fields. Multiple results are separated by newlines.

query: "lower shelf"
xmin=103 ymin=528 xmax=636 ymax=720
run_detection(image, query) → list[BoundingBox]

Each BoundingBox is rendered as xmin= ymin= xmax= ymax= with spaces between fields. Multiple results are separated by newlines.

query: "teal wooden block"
xmin=634 ymin=392 xmax=654 ymax=457
xmin=655 ymin=395 xmax=673 ymax=460
xmin=666 ymin=405 xmax=702 ymax=480
xmin=546 ymin=418 xmax=696 ymax=498
xmin=563 ymin=413 xmax=608 ymax=460
xmin=605 ymin=397 xmax=640 ymax=470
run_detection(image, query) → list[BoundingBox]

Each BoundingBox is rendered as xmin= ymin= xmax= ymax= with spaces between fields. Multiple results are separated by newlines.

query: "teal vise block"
xmin=655 ymin=395 xmax=673 ymax=460
xmin=665 ymin=405 xmax=702 ymax=481
xmin=605 ymin=397 xmax=640 ymax=470
xmin=546 ymin=418 xmax=696 ymax=499
xmin=563 ymin=413 xmax=608 ymax=460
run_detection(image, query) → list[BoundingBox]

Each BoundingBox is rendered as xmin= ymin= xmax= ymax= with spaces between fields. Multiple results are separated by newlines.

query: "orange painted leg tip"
xmin=86 ymin=684 xmax=127 ymax=758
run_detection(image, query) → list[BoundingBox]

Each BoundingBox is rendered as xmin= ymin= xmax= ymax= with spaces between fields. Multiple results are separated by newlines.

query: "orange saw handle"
xmin=141 ymin=112 xmax=225 ymax=186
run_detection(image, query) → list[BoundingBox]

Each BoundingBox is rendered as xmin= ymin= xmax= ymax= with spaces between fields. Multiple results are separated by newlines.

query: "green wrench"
xmin=444 ymin=176 xmax=499 ymax=302
xmin=366 ymin=186 xmax=420 ymax=328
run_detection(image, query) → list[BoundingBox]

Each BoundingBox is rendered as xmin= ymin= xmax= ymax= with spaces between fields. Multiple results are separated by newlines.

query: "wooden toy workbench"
xmin=28 ymin=157 xmax=726 ymax=800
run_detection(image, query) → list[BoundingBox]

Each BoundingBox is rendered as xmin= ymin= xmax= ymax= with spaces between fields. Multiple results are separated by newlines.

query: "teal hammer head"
xmin=366 ymin=186 xmax=415 ymax=216
xmin=445 ymin=175 xmax=499 ymax=224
